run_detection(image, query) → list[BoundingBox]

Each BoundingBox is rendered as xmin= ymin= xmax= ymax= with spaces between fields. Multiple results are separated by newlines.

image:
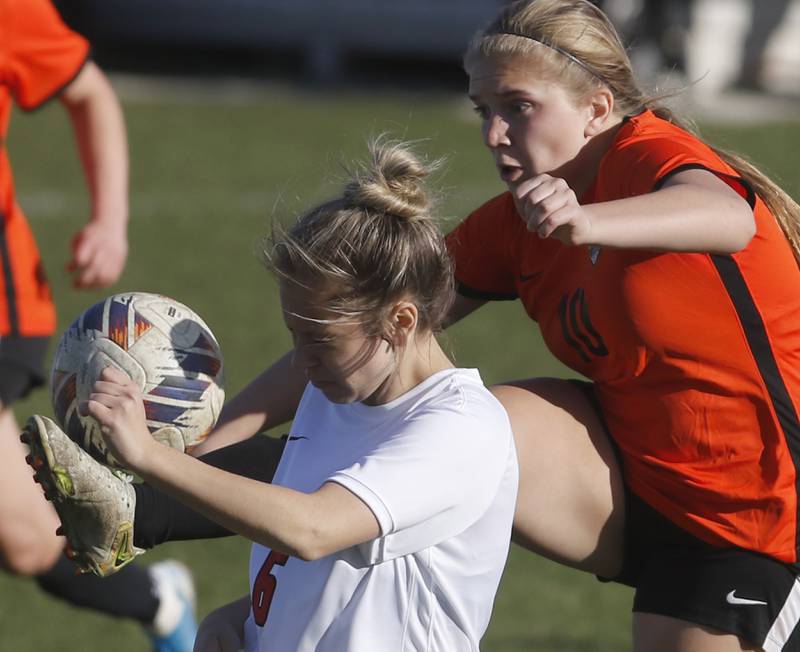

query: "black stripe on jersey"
xmin=0 ymin=213 xmax=19 ymax=335
xmin=456 ymin=281 xmax=518 ymax=301
xmin=653 ymin=163 xmax=757 ymax=209
xmin=710 ymin=253 xmax=800 ymax=560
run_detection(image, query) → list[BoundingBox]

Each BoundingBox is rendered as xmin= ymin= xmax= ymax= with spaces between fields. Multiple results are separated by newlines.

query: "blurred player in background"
xmin=1 ymin=0 xmax=196 ymax=649
xmin=734 ymin=0 xmax=792 ymax=91
xmin=25 ymin=139 xmax=518 ymax=651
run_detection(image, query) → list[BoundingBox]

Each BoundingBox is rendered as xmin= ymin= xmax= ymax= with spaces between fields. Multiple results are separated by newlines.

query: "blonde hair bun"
xmin=343 ymin=138 xmax=437 ymax=223
xmin=266 ymin=136 xmax=455 ymax=337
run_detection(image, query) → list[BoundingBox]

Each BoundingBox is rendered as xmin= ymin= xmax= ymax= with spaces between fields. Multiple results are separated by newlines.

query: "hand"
xmin=80 ymin=366 xmax=155 ymax=472
xmin=513 ymin=174 xmax=592 ymax=246
xmin=68 ymin=221 xmax=128 ymax=288
xmin=194 ymin=601 xmax=247 ymax=652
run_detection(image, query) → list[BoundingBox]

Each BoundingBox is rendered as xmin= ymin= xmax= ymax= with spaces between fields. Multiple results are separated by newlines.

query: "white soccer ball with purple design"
xmin=50 ymin=292 xmax=225 ymax=469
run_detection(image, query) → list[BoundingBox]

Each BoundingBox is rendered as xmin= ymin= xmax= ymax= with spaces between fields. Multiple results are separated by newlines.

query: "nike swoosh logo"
xmin=726 ymin=590 xmax=767 ymax=606
xmin=282 ymin=435 xmax=309 ymax=442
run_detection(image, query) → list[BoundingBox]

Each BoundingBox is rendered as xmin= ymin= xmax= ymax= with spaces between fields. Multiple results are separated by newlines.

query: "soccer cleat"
xmin=147 ymin=560 xmax=198 ymax=652
xmin=21 ymin=414 xmax=143 ymax=577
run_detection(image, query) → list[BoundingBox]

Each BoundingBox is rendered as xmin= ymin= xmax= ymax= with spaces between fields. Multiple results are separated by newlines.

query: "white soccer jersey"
xmin=243 ymin=368 xmax=518 ymax=652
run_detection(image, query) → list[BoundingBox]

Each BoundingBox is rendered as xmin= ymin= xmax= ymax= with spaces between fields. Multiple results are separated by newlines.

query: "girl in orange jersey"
xmin=26 ymin=0 xmax=800 ymax=649
xmin=447 ymin=0 xmax=800 ymax=649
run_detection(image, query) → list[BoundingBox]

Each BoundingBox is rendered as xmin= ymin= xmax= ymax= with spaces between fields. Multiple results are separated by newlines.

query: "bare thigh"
xmin=0 ymin=408 xmax=63 ymax=574
xmin=634 ymin=614 xmax=760 ymax=652
xmin=492 ymin=378 xmax=625 ymax=578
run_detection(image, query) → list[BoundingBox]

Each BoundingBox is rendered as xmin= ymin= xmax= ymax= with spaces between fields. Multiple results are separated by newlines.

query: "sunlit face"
xmin=280 ymin=280 xmax=396 ymax=405
xmin=468 ymin=55 xmax=594 ymax=191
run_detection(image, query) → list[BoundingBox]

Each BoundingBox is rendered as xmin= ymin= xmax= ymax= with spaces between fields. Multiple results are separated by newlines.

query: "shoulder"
xmin=409 ymin=369 xmax=513 ymax=445
xmin=448 ymin=191 xmax=518 ymax=239
xmin=614 ymin=111 xmax=713 ymax=165
xmin=596 ymin=110 xmax=727 ymax=199
xmin=446 ymin=192 xmax=525 ymax=272
xmin=427 ymin=370 xmax=517 ymax=492
xmin=381 ymin=369 xmax=516 ymax=499
xmin=4 ymin=0 xmax=85 ymax=43
xmin=2 ymin=0 xmax=89 ymax=109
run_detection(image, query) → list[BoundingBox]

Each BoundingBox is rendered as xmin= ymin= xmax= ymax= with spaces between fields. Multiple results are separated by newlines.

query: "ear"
xmin=584 ymin=87 xmax=615 ymax=137
xmin=386 ymin=301 xmax=418 ymax=345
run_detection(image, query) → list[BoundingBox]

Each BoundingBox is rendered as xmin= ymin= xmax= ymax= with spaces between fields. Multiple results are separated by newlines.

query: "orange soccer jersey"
xmin=447 ymin=109 xmax=800 ymax=564
xmin=0 ymin=0 xmax=89 ymax=336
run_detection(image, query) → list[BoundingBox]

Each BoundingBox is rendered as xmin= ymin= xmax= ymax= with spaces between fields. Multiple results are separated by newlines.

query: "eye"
xmin=287 ymin=329 xmax=331 ymax=349
xmin=472 ymin=104 xmax=490 ymax=120
xmin=510 ymin=100 xmax=534 ymax=114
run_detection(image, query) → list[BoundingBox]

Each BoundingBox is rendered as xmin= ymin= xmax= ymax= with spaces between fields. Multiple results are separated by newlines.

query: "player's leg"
xmin=134 ymin=435 xmax=285 ymax=548
xmin=4 ymin=338 xmax=195 ymax=650
xmin=628 ymin=493 xmax=799 ymax=652
xmin=0 ymin=337 xmax=65 ymax=575
xmin=0 ymin=405 xmax=63 ymax=574
xmin=37 ymin=555 xmax=157 ymax=618
xmin=492 ymin=378 xmax=625 ymax=578
xmin=39 ymin=557 xmax=198 ymax=651
xmin=631 ymin=552 xmax=798 ymax=652
xmin=633 ymin=615 xmax=759 ymax=652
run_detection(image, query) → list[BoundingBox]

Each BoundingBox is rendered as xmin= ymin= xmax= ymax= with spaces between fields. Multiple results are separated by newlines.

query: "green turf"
xmin=1 ymin=85 xmax=797 ymax=650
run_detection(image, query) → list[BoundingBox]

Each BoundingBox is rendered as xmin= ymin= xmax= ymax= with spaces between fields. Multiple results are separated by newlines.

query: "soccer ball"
xmin=50 ymin=292 xmax=225 ymax=469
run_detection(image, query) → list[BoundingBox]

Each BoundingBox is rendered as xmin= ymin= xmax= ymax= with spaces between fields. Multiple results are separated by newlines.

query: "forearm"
xmin=193 ymin=351 xmax=305 ymax=455
xmin=138 ymin=444 xmax=358 ymax=560
xmin=442 ymin=292 xmax=487 ymax=328
xmin=584 ymin=176 xmax=755 ymax=253
xmin=61 ymin=62 xmax=128 ymax=228
xmin=133 ymin=437 xmax=285 ymax=548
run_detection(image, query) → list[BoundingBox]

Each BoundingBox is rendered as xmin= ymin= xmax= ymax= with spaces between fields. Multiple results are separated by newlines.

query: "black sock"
xmin=133 ymin=435 xmax=285 ymax=549
xmin=36 ymin=555 xmax=159 ymax=624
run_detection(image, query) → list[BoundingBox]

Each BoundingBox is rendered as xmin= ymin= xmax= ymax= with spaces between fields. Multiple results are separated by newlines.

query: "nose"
xmin=484 ymin=113 xmax=510 ymax=148
xmin=291 ymin=344 xmax=317 ymax=373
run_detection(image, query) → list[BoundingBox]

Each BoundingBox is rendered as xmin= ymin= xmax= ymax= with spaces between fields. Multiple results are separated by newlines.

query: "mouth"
xmin=498 ymin=163 xmax=524 ymax=184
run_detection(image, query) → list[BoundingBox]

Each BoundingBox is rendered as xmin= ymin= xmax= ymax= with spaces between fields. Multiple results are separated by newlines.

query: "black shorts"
xmin=0 ymin=335 xmax=49 ymax=406
xmin=614 ymin=489 xmax=800 ymax=650
xmin=570 ymin=380 xmax=800 ymax=649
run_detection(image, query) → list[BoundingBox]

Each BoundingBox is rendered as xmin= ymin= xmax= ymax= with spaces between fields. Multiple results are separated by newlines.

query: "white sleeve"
xmin=329 ymin=389 xmax=513 ymax=563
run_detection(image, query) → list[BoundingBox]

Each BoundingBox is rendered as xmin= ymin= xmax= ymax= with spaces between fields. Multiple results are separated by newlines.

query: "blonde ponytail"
xmin=715 ymin=149 xmax=800 ymax=262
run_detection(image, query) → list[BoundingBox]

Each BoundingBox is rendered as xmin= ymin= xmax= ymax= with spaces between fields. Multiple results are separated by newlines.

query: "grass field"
xmin=0 ymin=80 xmax=798 ymax=651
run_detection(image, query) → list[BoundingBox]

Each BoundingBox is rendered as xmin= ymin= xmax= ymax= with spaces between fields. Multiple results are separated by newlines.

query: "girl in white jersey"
xmin=24 ymin=140 xmax=518 ymax=651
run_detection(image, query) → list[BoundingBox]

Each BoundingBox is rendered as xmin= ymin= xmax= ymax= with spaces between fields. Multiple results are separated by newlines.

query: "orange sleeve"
xmin=597 ymin=118 xmax=753 ymax=205
xmin=445 ymin=192 xmax=523 ymax=300
xmin=4 ymin=0 xmax=90 ymax=110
